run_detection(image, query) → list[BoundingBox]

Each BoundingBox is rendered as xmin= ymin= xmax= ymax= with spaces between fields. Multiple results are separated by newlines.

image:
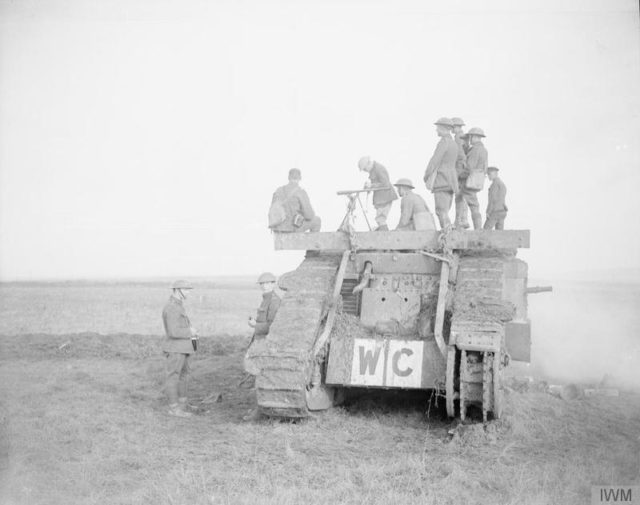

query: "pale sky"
xmin=0 ymin=0 xmax=639 ymax=280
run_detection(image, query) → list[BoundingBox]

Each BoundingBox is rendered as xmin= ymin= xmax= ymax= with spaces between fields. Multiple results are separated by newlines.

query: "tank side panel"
xmin=326 ymin=335 xmax=446 ymax=389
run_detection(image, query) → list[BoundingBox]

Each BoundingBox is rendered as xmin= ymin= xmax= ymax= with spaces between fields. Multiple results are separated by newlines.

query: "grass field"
xmin=0 ymin=279 xmax=639 ymax=504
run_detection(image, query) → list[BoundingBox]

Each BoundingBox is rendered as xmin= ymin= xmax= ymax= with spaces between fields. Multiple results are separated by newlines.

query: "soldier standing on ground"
xmin=269 ymin=169 xmax=321 ymax=233
xmin=248 ymin=272 xmax=281 ymax=341
xmin=243 ymin=272 xmax=282 ymax=421
xmin=457 ymin=127 xmax=487 ymax=230
xmin=393 ymin=178 xmax=436 ymax=231
xmin=451 ymin=117 xmax=470 ymax=229
xmin=162 ymin=280 xmax=199 ymax=418
xmin=358 ymin=156 xmax=398 ymax=231
xmin=484 ymin=166 xmax=508 ymax=230
xmin=423 ymin=118 xmax=459 ymax=230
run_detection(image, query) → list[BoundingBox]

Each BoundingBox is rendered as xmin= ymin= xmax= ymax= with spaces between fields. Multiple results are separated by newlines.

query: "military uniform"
xmin=454 ymin=132 xmax=469 ymax=228
xmin=424 ymin=134 xmax=459 ymax=229
xmin=368 ymin=161 xmax=397 ymax=230
xmin=456 ymin=141 xmax=487 ymax=230
xmin=484 ymin=176 xmax=508 ymax=230
xmin=271 ymin=182 xmax=321 ymax=232
xmin=253 ymin=291 xmax=281 ymax=339
xmin=162 ymin=294 xmax=196 ymax=406
xmin=396 ymin=191 xmax=436 ymax=231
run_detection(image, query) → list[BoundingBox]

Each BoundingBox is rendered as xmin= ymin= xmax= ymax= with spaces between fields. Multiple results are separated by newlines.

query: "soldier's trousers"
xmin=374 ymin=203 xmax=392 ymax=228
xmin=483 ymin=210 xmax=507 ymax=230
xmin=164 ymin=352 xmax=191 ymax=404
xmin=433 ymin=191 xmax=453 ymax=229
xmin=455 ymin=189 xmax=482 ymax=229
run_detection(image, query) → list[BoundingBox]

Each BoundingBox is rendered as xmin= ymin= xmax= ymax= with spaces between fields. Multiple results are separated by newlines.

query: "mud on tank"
xmin=245 ymin=229 xmax=542 ymax=422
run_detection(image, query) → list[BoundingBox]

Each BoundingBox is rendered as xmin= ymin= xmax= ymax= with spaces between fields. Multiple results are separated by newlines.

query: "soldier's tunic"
xmin=456 ymin=141 xmax=487 ymax=230
xmin=253 ymin=291 xmax=281 ymax=339
xmin=454 ymin=132 xmax=470 ymax=228
xmin=271 ymin=182 xmax=321 ymax=232
xmin=424 ymin=134 xmax=459 ymax=229
xmin=396 ymin=191 xmax=436 ymax=231
xmin=162 ymin=295 xmax=196 ymax=405
xmin=483 ymin=176 xmax=508 ymax=230
xmin=368 ymin=161 xmax=398 ymax=229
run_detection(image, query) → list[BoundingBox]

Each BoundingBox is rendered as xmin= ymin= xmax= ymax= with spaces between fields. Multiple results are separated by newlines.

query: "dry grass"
xmin=1 ymin=333 xmax=638 ymax=505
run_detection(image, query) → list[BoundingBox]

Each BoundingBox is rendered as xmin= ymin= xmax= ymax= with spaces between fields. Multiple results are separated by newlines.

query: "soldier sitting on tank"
xmin=248 ymin=272 xmax=281 ymax=340
xmin=484 ymin=166 xmax=508 ymax=230
xmin=269 ymin=168 xmax=321 ymax=233
xmin=393 ymin=178 xmax=436 ymax=231
xmin=358 ymin=156 xmax=398 ymax=231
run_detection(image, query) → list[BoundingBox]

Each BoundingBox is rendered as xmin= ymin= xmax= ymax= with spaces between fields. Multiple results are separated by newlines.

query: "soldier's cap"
xmin=451 ymin=117 xmax=465 ymax=127
xmin=172 ymin=279 xmax=194 ymax=290
xmin=257 ymin=272 xmax=277 ymax=284
xmin=434 ymin=117 xmax=454 ymax=128
xmin=358 ymin=156 xmax=372 ymax=171
xmin=487 ymin=166 xmax=499 ymax=172
xmin=467 ymin=127 xmax=486 ymax=137
xmin=288 ymin=168 xmax=301 ymax=179
xmin=393 ymin=178 xmax=414 ymax=189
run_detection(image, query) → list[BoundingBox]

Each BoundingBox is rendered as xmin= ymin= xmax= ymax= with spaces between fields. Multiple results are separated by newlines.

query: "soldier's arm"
xmin=371 ymin=165 xmax=391 ymax=189
xmin=396 ymin=197 xmax=412 ymax=229
xmin=267 ymin=295 xmax=281 ymax=323
xmin=424 ymin=141 xmax=445 ymax=181
xmin=298 ymin=191 xmax=316 ymax=220
xmin=165 ymin=305 xmax=192 ymax=339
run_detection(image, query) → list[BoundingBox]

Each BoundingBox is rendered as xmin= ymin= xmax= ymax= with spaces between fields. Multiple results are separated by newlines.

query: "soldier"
xmin=393 ymin=178 xmax=436 ymax=231
xmin=162 ymin=280 xmax=199 ymax=418
xmin=243 ymin=272 xmax=282 ymax=422
xmin=248 ymin=272 xmax=281 ymax=341
xmin=423 ymin=117 xmax=459 ymax=230
xmin=451 ymin=117 xmax=470 ymax=229
xmin=456 ymin=127 xmax=487 ymax=230
xmin=269 ymin=168 xmax=321 ymax=233
xmin=358 ymin=156 xmax=398 ymax=231
xmin=484 ymin=166 xmax=508 ymax=230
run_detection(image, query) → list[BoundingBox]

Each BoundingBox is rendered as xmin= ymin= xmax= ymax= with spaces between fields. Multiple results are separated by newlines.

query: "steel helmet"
xmin=451 ymin=117 xmax=465 ymax=127
xmin=257 ymin=272 xmax=277 ymax=284
xmin=393 ymin=178 xmax=414 ymax=189
xmin=434 ymin=117 xmax=453 ymax=128
xmin=358 ymin=156 xmax=372 ymax=171
xmin=467 ymin=127 xmax=486 ymax=137
xmin=487 ymin=166 xmax=499 ymax=172
xmin=172 ymin=279 xmax=193 ymax=290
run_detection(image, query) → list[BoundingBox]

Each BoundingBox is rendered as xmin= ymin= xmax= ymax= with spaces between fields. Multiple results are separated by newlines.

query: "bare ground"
xmin=0 ymin=334 xmax=639 ymax=505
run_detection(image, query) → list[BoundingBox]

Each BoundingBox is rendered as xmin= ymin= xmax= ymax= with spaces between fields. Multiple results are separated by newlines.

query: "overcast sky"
xmin=0 ymin=0 xmax=638 ymax=280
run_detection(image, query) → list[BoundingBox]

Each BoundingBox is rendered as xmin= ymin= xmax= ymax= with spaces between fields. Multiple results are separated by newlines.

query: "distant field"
xmin=0 ymin=279 xmax=259 ymax=336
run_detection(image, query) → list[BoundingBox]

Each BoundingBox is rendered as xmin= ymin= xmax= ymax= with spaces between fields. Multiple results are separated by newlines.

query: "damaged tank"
xmin=245 ymin=226 xmax=540 ymax=422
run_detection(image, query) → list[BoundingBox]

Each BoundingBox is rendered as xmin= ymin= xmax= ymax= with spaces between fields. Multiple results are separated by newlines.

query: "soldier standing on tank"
xmin=393 ymin=178 xmax=436 ymax=231
xmin=423 ymin=118 xmax=459 ymax=230
xmin=162 ymin=280 xmax=199 ymax=418
xmin=270 ymin=169 xmax=321 ymax=233
xmin=248 ymin=272 xmax=281 ymax=341
xmin=451 ymin=117 xmax=470 ymax=229
xmin=456 ymin=127 xmax=487 ymax=230
xmin=484 ymin=166 xmax=508 ymax=230
xmin=358 ymin=156 xmax=398 ymax=231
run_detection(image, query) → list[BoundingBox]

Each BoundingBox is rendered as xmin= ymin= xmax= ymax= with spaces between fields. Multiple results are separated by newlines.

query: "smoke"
xmin=524 ymin=279 xmax=640 ymax=390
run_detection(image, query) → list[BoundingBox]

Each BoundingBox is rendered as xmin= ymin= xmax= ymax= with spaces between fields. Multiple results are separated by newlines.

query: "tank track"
xmin=450 ymin=254 xmax=509 ymax=421
xmin=245 ymin=252 xmax=342 ymax=418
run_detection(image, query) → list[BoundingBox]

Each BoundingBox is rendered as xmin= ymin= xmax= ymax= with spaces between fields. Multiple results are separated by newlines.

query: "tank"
xmin=244 ymin=227 xmax=536 ymax=422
